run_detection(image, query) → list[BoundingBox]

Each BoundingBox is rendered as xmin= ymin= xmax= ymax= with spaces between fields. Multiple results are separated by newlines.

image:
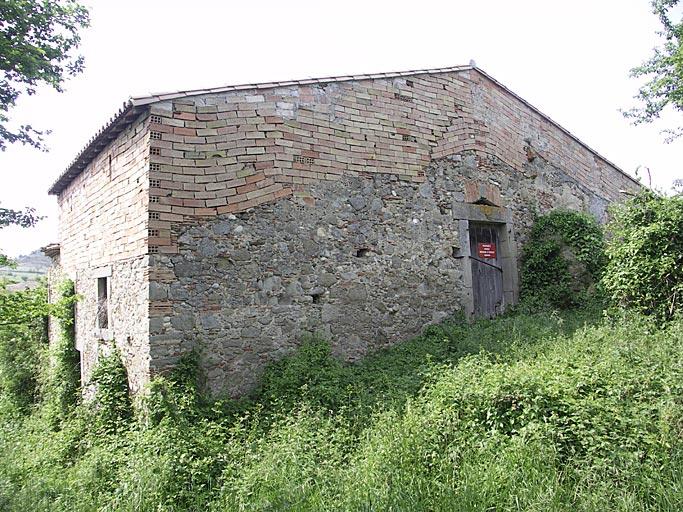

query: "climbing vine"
xmin=520 ymin=210 xmax=605 ymax=309
xmin=89 ymin=349 xmax=132 ymax=434
xmin=44 ymin=279 xmax=81 ymax=425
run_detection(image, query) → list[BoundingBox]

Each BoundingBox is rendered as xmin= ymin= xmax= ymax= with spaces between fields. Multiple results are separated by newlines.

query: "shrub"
xmin=256 ymin=338 xmax=344 ymax=410
xmin=89 ymin=349 xmax=132 ymax=434
xmin=520 ymin=210 xmax=606 ymax=309
xmin=0 ymin=283 xmax=48 ymax=410
xmin=602 ymin=190 xmax=683 ymax=321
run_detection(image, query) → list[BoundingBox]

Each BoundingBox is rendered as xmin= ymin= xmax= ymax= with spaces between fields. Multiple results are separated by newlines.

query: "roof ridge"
xmin=48 ymin=63 xmax=639 ymax=195
xmin=128 ymin=64 xmax=474 ymax=105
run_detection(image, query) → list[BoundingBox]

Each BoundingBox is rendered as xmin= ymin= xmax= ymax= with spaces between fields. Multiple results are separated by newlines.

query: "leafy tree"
xmin=623 ymin=0 xmax=683 ymax=141
xmin=602 ymin=190 xmax=683 ymax=320
xmin=0 ymin=0 xmax=90 ymax=150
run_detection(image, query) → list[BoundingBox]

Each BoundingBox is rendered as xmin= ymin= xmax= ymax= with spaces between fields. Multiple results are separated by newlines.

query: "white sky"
xmin=1 ymin=0 xmax=681 ymax=257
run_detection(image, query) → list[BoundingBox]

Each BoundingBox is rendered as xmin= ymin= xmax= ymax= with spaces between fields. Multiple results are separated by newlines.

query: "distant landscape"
xmin=0 ymin=250 xmax=51 ymax=290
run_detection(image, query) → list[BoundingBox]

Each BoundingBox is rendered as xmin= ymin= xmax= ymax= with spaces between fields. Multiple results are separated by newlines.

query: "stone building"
xmin=46 ymin=64 xmax=640 ymax=396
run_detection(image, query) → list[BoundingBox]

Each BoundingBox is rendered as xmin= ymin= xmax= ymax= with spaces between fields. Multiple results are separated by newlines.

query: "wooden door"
xmin=469 ymin=223 xmax=504 ymax=318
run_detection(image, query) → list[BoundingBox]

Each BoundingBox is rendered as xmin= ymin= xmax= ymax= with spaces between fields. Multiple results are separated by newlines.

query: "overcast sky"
xmin=1 ymin=0 xmax=681 ymax=257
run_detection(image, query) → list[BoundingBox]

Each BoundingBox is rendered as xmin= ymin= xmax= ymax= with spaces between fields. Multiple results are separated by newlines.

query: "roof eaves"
xmin=47 ymin=100 xmax=147 ymax=195
xmin=48 ymin=63 xmax=638 ymax=197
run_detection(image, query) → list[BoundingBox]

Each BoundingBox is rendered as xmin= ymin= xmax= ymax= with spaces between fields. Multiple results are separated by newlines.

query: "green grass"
xmin=1 ymin=307 xmax=682 ymax=511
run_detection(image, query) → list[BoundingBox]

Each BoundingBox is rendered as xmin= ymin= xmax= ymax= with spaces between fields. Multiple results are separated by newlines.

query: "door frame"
xmin=453 ymin=203 xmax=519 ymax=319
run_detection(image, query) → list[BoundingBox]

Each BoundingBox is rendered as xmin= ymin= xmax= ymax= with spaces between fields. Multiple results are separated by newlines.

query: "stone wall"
xmin=53 ymin=113 xmax=151 ymax=389
xmin=147 ymin=146 xmax=616 ymax=396
xmin=149 ymin=171 xmax=463 ymax=396
xmin=52 ymin=66 xmax=641 ymax=396
xmin=144 ymin=68 xmax=638 ymax=260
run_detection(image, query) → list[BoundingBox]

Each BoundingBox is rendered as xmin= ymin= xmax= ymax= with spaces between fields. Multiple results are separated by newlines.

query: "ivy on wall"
xmin=520 ymin=210 xmax=605 ymax=309
xmin=45 ymin=279 xmax=81 ymax=426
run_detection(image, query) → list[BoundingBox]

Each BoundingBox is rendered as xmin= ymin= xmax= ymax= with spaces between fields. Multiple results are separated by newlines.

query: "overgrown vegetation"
xmin=1 ymin=199 xmax=682 ymax=510
xmin=520 ymin=210 xmax=605 ymax=309
xmin=602 ymin=191 xmax=683 ymax=321
xmin=0 ymin=282 xmax=47 ymax=410
xmin=43 ymin=279 xmax=81 ymax=425
xmin=0 ymin=309 xmax=681 ymax=511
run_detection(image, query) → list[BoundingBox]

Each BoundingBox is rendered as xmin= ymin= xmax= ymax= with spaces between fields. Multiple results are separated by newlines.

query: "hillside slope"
xmin=1 ymin=308 xmax=682 ymax=511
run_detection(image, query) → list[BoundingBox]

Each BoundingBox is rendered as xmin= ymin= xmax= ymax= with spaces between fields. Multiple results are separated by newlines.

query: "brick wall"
xmin=145 ymin=70 xmax=638 ymax=256
xmin=54 ymin=67 xmax=640 ymax=394
xmin=55 ymin=113 xmax=151 ymax=389
xmin=138 ymin=68 xmax=639 ymax=394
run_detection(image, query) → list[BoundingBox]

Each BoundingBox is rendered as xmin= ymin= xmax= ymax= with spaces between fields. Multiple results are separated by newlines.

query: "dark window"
xmin=97 ymin=277 xmax=109 ymax=329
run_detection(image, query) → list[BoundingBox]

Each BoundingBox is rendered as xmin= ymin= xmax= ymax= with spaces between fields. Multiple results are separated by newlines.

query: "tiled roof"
xmin=48 ymin=64 xmax=637 ymax=195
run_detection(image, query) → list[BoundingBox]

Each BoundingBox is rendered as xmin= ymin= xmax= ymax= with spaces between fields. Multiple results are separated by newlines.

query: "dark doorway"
xmin=469 ymin=222 xmax=504 ymax=318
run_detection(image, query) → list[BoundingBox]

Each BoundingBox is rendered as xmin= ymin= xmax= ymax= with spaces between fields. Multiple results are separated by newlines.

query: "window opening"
xmin=97 ymin=277 xmax=109 ymax=329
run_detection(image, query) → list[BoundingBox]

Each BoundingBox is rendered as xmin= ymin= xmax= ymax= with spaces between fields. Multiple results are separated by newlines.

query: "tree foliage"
xmin=43 ymin=279 xmax=80 ymax=425
xmin=0 ymin=0 xmax=90 ymax=150
xmin=624 ymin=0 xmax=683 ymax=141
xmin=0 ymin=281 xmax=47 ymax=409
xmin=602 ymin=190 xmax=683 ymax=321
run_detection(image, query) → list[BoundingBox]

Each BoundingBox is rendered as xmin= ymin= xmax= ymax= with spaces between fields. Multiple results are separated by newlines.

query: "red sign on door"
xmin=477 ymin=243 xmax=496 ymax=259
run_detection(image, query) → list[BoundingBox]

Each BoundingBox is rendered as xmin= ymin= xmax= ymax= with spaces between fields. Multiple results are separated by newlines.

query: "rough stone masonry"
xmin=46 ymin=65 xmax=640 ymax=396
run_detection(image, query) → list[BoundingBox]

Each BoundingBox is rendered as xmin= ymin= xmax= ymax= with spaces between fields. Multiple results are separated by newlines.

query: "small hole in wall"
xmin=394 ymin=92 xmax=412 ymax=102
xmin=150 ymin=163 xmax=161 ymax=172
xmin=150 ymin=114 xmax=163 ymax=124
xmin=150 ymin=196 xmax=159 ymax=204
xmin=149 ymin=245 xmax=159 ymax=254
xmin=150 ymin=212 xmax=160 ymax=221
xmin=150 ymin=179 xmax=161 ymax=188
xmin=150 ymin=131 xmax=162 ymax=141
xmin=150 ymin=147 xmax=161 ymax=156
xmin=406 ymin=80 xmax=414 ymax=87
xmin=452 ymin=246 xmax=461 ymax=258
xmin=293 ymin=155 xmax=314 ymax=165
xmin=311 ymin=292 xmax=323 ymax=304
xmin=148 ymin=228 xmax=159 ymax=237
xmin=356 ymin=248 xmax=371 ymax=258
